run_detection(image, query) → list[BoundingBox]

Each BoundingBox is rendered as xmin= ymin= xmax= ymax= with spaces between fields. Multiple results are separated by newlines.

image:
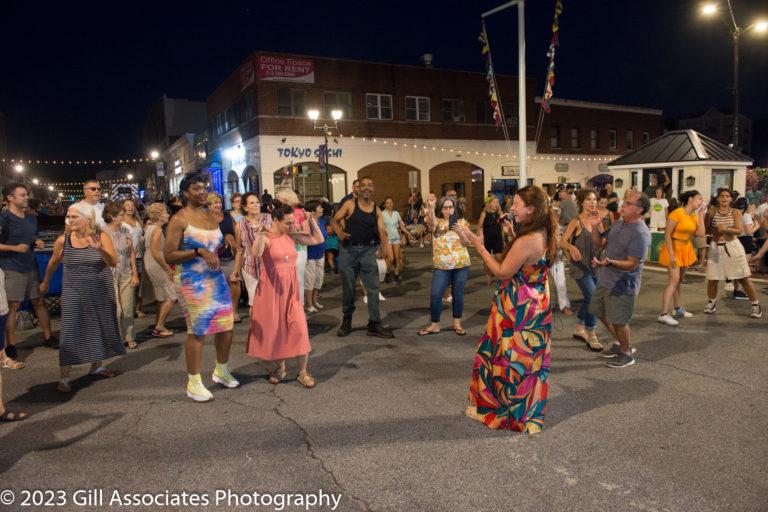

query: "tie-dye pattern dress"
xmin=467 ymin=257 xmax=552 ymax=433
xmin=174 ymin=224 xmax=234 ymax=336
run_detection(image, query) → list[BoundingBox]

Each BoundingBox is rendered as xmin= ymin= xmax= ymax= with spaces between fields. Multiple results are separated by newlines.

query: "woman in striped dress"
xmin=40 ymin=203 xmax=125 ymax=393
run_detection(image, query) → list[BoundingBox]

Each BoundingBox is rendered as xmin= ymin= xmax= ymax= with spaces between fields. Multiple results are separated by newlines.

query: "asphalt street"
xmin=1 ymin=247 xmax=766 ymax=512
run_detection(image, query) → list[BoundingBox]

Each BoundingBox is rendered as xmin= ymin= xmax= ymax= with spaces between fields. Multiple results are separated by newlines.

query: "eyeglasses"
xmin=85 ymin=187 xmax=101 ymax=191
xmin=624 ymin=201 xmax=641 ymax=208
xmin=443 ymin=205 xmax=455 ymax=209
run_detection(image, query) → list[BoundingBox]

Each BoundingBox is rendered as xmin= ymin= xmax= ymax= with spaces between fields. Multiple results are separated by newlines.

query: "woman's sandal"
xmin=297 ymin=371 xmax=316 ymax=389
xmin=454 ymin=326 xmax=467 ymax=336
xmin=268 ymin=366 xmax=287 ymax=385
xmin=90 ymin=367 xmax=117 ymax=379
xmin=125 ymin=340 xmax=138 ymax=350
xmin=233 ymin=313 xmax=243 ymax=323
xmin=0 ymin=358 xmax=25 ymax=370
xmin=418 ymin=328 xmax=440 ymax=336
xmin=135 ymin=310 xmax=146 ymax=319
xmin=57 ymin=379 xmax=72 ymax=393
xmin=0 ymin=409 xmax=27 ymax=422
xmin=152 ymin=328 xmax=174 ymax=338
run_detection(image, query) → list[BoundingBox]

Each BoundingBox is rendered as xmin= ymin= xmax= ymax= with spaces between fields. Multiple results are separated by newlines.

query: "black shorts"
xmin=0 ymin=314 xmax=7 ymax=351
xmin=484 ymin=238 xmax=504 ymax=254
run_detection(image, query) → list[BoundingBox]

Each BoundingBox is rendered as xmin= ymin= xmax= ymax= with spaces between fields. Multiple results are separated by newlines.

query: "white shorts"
xmin=706 ymin=239 xmax=751 ymax=281
xmin=304 ymin=257 xmax=325 ymax=290
xmin=242 ymin=270 xmax=259 ymax=307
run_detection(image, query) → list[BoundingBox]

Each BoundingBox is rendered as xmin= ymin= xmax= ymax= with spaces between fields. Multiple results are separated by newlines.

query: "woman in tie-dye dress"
xmin=165 ymin=172 xmax=239 ymax=402
xmin=454 ymin=186 xmax=558 ymax=434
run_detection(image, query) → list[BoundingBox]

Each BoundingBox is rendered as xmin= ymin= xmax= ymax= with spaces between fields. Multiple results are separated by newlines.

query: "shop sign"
xmin=598 ymin=163 xmax=609 ymax=173
xmin=501 ymin=166 xmax=519 ymax=177
xmin=277 ymin=146 xmax=342 ymax=159
xmin=257 ymin=55 xmax=315 ymax=83
xmin=555 ymin=163 xmax=569 ymax=172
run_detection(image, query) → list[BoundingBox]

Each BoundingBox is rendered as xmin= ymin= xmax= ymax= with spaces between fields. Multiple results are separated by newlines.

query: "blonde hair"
xmin=276 ymin=188 xmax=300 ymax=206
xmin=207 ymin=192 xmax=223 ymax=206
xmin=68 ymin=203 xmax=97 ymax=232
xmin=146 ymin=202 xmax=168 ymax=222
xmin=484 ymin=196 xmax=500 ymax=214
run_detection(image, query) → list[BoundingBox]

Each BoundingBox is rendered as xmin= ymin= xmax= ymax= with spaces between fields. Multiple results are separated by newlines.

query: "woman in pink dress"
xmin=247 ymin=201 xmax=324 ymax=388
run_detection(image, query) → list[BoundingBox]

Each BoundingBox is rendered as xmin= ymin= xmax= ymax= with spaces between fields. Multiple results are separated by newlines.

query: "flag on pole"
xmin=542 ymin=0 xmax=564 ymax=113
xmin=479 ymin=25 xmax=503 ymax=126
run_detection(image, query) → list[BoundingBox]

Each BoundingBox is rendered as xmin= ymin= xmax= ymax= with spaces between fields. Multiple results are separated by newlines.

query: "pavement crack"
xmin=639 ymin=357 xmax=768 ymax=394
xmin=269 ymin=387 xmax=374 ymax=512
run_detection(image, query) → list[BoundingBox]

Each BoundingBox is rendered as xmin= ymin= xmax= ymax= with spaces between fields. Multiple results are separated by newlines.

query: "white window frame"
xmin=442 ymin=98 xmax=465 ymax=123
xmin=550 ymin=125 xmax=561 ymax=149
xmin=609 ymin=129 xmax=617 ymax=150
xmin=277 ymin=88 xmax=306 ymax=117
xmin=405 ymin=96 xmax=430 ymax=121
xmin=570 ymin=128 xmax=580 ymax=149
xmin=366 ymin=93 xmax=393 ymax=120
xmin=590 ymin=128 xmax=599 ymax=150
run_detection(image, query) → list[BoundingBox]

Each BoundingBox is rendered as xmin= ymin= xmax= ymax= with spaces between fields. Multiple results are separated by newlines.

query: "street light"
xmin=127 ymin=173 xmax=133 ymax=180
xmin=699 ymin=1 xmax=768 ymax=151
xmin=307 ymin=108 xmax=343 ymax=201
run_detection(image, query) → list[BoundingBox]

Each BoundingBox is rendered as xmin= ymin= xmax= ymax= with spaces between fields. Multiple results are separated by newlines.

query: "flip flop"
xmin=0 ymin=410 xmax=27 ymax=422
xmin=418 ymin=329 xmax=441 ymax=336
xmin=90 ymin=367 xmax=117 ymax=379
xmin=152 ymin=329 xmax=174 ymax=338
xmin=454 ymin=327 xmax=467 ymax=336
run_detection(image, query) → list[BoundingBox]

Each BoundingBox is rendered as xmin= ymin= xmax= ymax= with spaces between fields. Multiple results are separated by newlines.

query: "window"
xmin=405 ymin=96 xmax=430 ymax=121
xmin=442 ymin=99 xmax=465 ymax=122
xmin=277 ymin=88 xmax=306 ymax=117
xmin=502 ymin=102 xmax=518 ymax=125
xmin=642 ymin=131 xmax=650 ymax=145
xmin=550 ymin=126 xmax=561 ymax=149
xmin=174 ymin=159 xmax=183 ymax=175
xmin=590 ymin=128 xmax=599 ymax=150
xmin=323 ymin=92 xmax=352 ymax=119
xmin=571 ymin=128 xmax=580 ymax=149
xmin=476 ymin=101 xmax=494 ymax=124
xmin=609 ymin=129 xmax=617 ymax=150
xmin=626 ymin=130 xmax=634 ymax=150
xmin=366 ymin=93 xmax=393 ymax=120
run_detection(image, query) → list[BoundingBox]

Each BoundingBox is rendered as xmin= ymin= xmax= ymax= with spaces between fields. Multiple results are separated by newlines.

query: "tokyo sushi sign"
xmin=257 ymin=54 xmax=315 ymax=83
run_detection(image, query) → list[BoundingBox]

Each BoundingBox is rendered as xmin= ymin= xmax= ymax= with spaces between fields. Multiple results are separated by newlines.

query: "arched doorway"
xmin=429 ymin=161 xmax=485 ymax=220
xmin=225 ymin=170 xmax=240 ymax=209
xmin=272 ymin=162 xmax=347 ymax=203
xmin=242 ymin=166 xmax=260 ymax=194
xmin=357 ymin=162 xmax=420 ymax=215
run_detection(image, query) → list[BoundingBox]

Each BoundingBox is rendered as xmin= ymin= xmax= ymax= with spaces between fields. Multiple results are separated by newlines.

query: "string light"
xmin=2 ymin=156 xmax=152 ymax=165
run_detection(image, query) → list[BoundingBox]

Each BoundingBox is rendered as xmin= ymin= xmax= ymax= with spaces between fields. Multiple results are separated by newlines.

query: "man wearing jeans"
xmin=332 ymin=177 xmax=393 ymax=338
xmin=0 ymin=182 xmax=57 ymax=361
xmin=589 ymin=190 xmax=651 ymax=368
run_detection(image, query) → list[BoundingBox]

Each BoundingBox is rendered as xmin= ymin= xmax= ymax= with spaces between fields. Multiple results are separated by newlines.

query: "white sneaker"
xmin=305 ymin=306 xmax=318 ymax=313
xmin=212 ymin=364 xmax=240 ymax=389
xmin=363 ymin=295 xmax=367 ymax=304
xmin=704 ymin=301 xmax=717 ymax=314
xmin=187 ymin=376 xmax=214 ymax=402
xmin=419 ymin=243 xmax=425 ymax=248
xmin=750 ymin=304 xmax=763 ymax=319
xmin=674 ymin=307 xmax=694 ymax=318
xmin=442 ymin=296 xmax=453 ymax=304
xmin=657 ymin=313 xmax=679 ymax=326
xmin=313 ymin=301 xmax=324 ymax=309
xmin=379 ymin=292 xmax=386 ymax=301
xmin=724 ymin=282 xmax=735 ymax=292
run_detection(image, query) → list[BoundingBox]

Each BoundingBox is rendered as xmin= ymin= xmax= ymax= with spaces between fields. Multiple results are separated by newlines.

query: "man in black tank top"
xmin=331 ymin=177 xmax=394 ymax=338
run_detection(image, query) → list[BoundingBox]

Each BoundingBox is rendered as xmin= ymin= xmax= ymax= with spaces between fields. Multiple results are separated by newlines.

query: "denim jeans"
xmin=339 ymin=245 xmax=381 ymax=324
xmin=575 ymin=273 xmax=598 ymax=331
xmin=430 ymin=267 xmax=470 ymax=323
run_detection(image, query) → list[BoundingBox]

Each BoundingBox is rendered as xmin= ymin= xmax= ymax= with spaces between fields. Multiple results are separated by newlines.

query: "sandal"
xmin=152 ymin=328 xmax=174 ymax=338
xmin=268 ymin=366 xmax=287 ymax=385
xmin=0 ymin=358 xmax=25 ymax=370
xmin=454 ymin=327 xmax=467 ymax=336
xmin=57 ymin=379 xmax=72 ymax=393
xmin=297 ymin=371 xmax=316 ymax=389
xmin=90 ymin=367 xmax=117 ymax=379
xmin=135 ymin=310 xmax=146 ymax=319
xmin=418 ymin=329 xmax=440 ymax=336
xmin=233 ymin=313 xmax=243 ymax=323
xmin=125 ymin=340 xmax=138 ymax=349
xmin=0 ymin=409 xmax=27 ymax=422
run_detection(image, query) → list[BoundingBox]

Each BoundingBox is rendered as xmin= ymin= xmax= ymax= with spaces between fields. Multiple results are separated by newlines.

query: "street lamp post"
xmin=701 ymin=2 xmax=767 ymax=151
xmin=308 ymin=109 xmax=342 ymax=200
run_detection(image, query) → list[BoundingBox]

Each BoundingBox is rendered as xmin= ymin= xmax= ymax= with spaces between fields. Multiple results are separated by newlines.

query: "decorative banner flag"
xmin=479 ymin=25 xmax=502 ymax=126
xmin=542 ymin=0 xmax=564 ymax=113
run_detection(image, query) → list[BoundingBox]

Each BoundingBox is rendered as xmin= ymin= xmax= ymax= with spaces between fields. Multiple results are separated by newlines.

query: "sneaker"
xmin=761 ymin=287 xmax=768 ymax=295
xmin=212 ymin=363 xmax=240 ymax=388
xmin=43 ymin=334 xmax=60 ymax=349
xmin=419 ymin=243 xmax=425 ymax=248
xmin=600 ymin=343 xmax=637 ymax=358
xmin=704 ymin=301 xmax=717 ymax=314
xmin=4 ymin=345 xmax=17 ymax=359
xmin=379 ymin=292 xmax=386 ymax=301
xmin=337 ymin=317 xmax=352 ymax=337
xmin=187 ymin=376 xmax=214 ymax=402
xmin=384 ymin=272 xmax=393 ymax=284
xmin=363 ymin=295 xmax=367 ymax=304
xmin=724 ymin=282 xmax=735 ymax=292
xmin=366 ymin=322 xmax=394 ymax=338
xmin=305 ymin=306 xmax=318 ymax=313
xmin=657 ymin=313 xmax=679 ymax=326
xmin=394 ymin=274 xmax=402 ymax=283
xmin=442 ymin=296 xmax=453 ymax=304
xmin=606 ymin=353 xmax=636 ymax=368
xmin=674 ymin=307 xmax=694 ymax=318
xmin=733 ymin=290 xmax=749 ymax=300
xmin=750 ymin=303 xmax=763 ymax=319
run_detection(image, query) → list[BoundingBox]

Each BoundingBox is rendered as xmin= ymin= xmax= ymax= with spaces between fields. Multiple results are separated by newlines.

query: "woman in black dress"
xmin=477 ymin=196 xmax=507 ymax=285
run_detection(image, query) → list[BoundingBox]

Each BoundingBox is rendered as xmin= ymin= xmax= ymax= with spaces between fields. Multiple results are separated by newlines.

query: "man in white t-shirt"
xmin=73 ymin=179 xmax=106 ymax=229
xmin=648 ymin=187 xmax=669 ymax=231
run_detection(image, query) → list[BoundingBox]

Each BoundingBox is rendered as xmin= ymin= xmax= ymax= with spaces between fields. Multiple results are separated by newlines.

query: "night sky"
xmin=2 ymin=0 xmax=767 ymax=177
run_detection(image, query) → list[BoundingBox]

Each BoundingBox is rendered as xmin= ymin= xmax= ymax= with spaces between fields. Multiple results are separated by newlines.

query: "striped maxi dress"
xmin=59 ymin=233 xmax=126 ymax=367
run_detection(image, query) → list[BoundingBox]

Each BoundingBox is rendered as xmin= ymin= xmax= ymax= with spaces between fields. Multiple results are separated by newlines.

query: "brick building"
xmin=204 ymin=51 xmax=664 ymax=219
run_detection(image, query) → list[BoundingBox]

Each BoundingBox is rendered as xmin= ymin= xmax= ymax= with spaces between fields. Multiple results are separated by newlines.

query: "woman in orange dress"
xmin=657 ymin=190 xmax=706 ymax=326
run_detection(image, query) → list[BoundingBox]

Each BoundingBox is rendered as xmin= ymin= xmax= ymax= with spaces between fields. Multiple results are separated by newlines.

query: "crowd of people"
xmin=0 ymin=172 xmax=765 ymax=438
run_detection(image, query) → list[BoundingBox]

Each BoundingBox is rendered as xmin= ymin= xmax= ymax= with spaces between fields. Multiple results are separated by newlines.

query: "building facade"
xmin=678 ymin=107 xmax=753 ymax=156
xmin=205 ymin=52 xmax=664 ymax=219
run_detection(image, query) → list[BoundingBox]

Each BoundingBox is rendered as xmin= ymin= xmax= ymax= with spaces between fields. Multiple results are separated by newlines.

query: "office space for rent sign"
xmin=257 ymin=55 xmax=315 ymax=83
